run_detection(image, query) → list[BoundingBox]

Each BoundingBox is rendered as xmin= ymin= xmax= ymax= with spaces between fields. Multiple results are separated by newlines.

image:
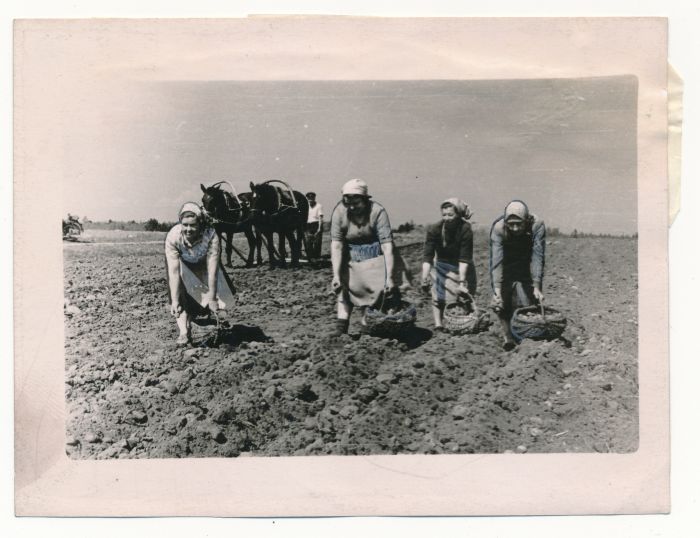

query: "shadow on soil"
xmin=354 ymin=326 xmax=433 ymax=350
xmin=201 ymin=323 xmax=271 ymax=349
xmin=396 ymin=326 xmax=435 ymax=349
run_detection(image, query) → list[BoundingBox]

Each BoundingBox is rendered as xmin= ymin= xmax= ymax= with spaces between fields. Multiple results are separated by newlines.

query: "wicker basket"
xmin=443 ymin=299 xmax=491 ymax=335
xmin=364 ymin=300 xmax=417 ymax=337
xmin=510 ymin=304 xmax=567 ymax=342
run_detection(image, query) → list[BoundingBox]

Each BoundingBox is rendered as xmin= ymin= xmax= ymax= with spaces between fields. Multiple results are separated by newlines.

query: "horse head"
xmin=200 ymin=183 xmax=223 ymax=217
xmin=238 ymin=191 xmax=254 ymax=208
xmin=248 ymin=181 xmax=273 ymax=216
xmin=250 ymin=180 xmax=297 ymax=214
xmin=202 ymin=183 xmax=250 ymax=223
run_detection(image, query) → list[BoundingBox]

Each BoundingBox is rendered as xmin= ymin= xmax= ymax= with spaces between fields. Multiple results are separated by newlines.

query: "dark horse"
xmin=249 ymin=180 xmax=309 ymax=268
xmin=200 ymin=182 xmax=261 ymax=268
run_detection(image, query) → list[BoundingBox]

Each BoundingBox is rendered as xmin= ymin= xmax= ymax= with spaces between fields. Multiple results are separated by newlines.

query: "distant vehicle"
xmin=62 ymin=214 xmax=83 ymax=239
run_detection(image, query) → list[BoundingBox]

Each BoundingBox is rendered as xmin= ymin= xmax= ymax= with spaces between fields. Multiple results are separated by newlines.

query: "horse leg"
xmin=301 ymin=225 xmax=312 ymax=261
xmin=224 ymin=231 xmax=233 ymax=267
xmin=287 ymin=228 xmax=300 ymax=267
xmin=277 ymin=232 xmax=287 ymax=268
xmin=255 ymin=227 xmax=263 ymax=267
xmin=265 ymin=230 xmax=277 ymax=269
xmin=299 ymin=225 xmax=306 ymax=262
xmin=244 ymin=228 xmax=255 ymax=268
xmin=296 ymin=225 xmax=305 ymax=265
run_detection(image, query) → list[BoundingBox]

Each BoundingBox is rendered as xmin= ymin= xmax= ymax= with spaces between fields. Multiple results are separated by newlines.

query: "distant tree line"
xmin=567 ymin=228 xmax=638 ymax=239
xmin=144 ymin=218 xmax=176 ymax=232
xmin=468 ymin=224 xmax=636 ymax=239
xmin=393 ymin=220 xmax=416 ymax=234
xmin=81 ymin=217 xmax=637 ymax=239
xmin=82 ymin=219 xmax=175 ymax=232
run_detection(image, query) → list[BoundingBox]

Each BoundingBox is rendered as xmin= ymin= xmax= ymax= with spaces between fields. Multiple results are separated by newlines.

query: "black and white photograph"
xmin=61 ymin=76 xmax=639 ymax=458
xmin=13 ymin=16 xmax=671 ymax=517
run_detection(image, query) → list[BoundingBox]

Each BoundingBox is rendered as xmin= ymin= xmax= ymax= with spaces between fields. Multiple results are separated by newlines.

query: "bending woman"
xmin=330 ymin=179 xmax=395 ymax=336
xmin=421 ymin=198 xmax=477 ymax=331
xmin=165 ymin=202 xmax=236 ymax=346
xmin=489 ymin=199 xmax=546 ymax=350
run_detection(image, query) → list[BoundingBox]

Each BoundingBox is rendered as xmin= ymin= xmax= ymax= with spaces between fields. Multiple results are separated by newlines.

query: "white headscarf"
xmin=178 ymin=202 xmax=204 ymax=222
xmin=341 ymin=178 xmax=371 ymax=197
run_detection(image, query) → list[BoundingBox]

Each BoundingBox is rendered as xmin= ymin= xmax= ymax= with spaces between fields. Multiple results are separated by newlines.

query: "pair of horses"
xmin=200 ymin=180 xmax=309 ymax=268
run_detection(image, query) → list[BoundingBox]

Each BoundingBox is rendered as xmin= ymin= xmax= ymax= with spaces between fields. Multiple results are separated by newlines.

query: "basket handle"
xmin=538 ymin=299 xmax=546 ymax=322
xmin=459 ymin=289 xmax=479 ymax=316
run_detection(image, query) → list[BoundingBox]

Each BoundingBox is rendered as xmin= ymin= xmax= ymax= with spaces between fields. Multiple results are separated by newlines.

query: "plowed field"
xmin=63 ymin=229 xmax=638 ymax=458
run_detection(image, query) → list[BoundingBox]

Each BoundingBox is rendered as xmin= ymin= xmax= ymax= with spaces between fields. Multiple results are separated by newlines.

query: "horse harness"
xmin=204 ymin=181 xmax=251 ymax=227
xmin=253 ymin=180 xmax=300 ymax=219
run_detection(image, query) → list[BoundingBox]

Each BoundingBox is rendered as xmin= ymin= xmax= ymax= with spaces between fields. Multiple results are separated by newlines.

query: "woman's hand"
xmin=420 ymin=262 xmax=432 ymax=293
xmin=205 ymin=293 xmax=219 ymax=312
xmin=533 ymin=287 xmax=545 ymax=303
xmin=384 ymin=276 xmax=396 ymax=291
xmin=491 ymin=291 xmax=503 ymax=313
xmin=421 ymin=277 xmax=431 ymax=294
xmin=170 ymin=301 xmax=182 ymax=317
xmin=330 ymin=241 xmax=344 ymax=294
xmin=458 ymin=282 xmax=470 ymax=297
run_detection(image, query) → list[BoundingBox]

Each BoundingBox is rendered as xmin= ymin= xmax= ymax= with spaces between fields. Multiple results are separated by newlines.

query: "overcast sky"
xmin=63 ymin=77 xmax=637 ymax=234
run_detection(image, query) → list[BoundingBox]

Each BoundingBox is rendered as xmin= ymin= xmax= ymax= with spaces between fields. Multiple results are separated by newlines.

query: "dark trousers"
xmin=501 ymin=279 xmax=536 ymax=317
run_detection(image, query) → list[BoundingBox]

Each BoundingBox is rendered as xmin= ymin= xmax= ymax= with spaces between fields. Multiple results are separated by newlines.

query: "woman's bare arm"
xmin=381 ymin=241 xmax=395 ymax=288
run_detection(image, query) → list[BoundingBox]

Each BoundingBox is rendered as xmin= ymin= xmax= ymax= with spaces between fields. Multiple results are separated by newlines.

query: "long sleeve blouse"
xmin=489 ymin=215 xmax=546 ymax=291
xmin=423 ymin=219 xmax=474 ymax=266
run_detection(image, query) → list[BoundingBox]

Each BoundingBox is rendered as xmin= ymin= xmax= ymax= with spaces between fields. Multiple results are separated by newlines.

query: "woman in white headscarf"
xmin=165 ymin=202 xmax=236 ymax=346
xmin=329 ymin=179 xmax=396 ymax=336
xmin=421 ymin=198 xmax=476 ymax=331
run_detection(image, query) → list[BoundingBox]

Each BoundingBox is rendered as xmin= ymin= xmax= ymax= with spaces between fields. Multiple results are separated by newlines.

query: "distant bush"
xmin=144 ymin=218 xmax=173 ymax=232
xmin=393 ymin=220 xmax=416 ymax=234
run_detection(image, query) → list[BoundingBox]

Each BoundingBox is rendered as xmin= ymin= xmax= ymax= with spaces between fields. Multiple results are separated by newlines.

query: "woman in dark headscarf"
xmin=165 ymin=202 xmax=236 ymax=346
xmin=489 ymin=199 xmax=546 ymax=350
xmin=421 ymin=198 xmax=477 ymax=332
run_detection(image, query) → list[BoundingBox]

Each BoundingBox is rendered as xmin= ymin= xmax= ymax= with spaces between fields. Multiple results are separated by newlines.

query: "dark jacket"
xmin=423 ymin=219 xmax=474 ymax=266
xmin=489 ymin=215 xmax=546 ymax=291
